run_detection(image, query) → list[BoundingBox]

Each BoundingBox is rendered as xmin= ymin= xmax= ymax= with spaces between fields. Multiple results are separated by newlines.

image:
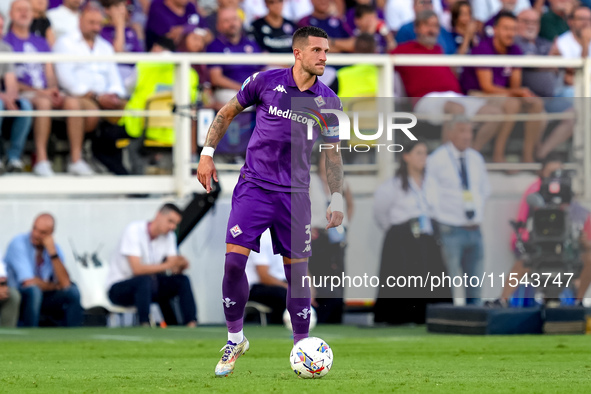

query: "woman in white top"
xmin=373 ymin=141 xmax=451 ymax=325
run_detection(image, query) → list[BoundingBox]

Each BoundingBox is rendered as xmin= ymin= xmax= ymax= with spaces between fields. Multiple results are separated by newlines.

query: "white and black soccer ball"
xmin=283 ymin=307 xmax=317 ymax=331
xmin=289 ymin=337 xmax=333 ymax=379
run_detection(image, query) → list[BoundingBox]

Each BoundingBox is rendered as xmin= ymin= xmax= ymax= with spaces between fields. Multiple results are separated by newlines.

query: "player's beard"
xmin=303 ymin=61 xmax=325 ymax=77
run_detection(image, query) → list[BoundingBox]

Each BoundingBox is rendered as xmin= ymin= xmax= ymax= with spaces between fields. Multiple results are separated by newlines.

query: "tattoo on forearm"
xmin=204 ymin=96 xmax=244 ymax=148
xmin=230 ymin=96 xmax=244 ymax=113
xmin=325 ymin=149 xmax=343 ymax=194
xmin=204 ymin=112 xmax=226 ymax=148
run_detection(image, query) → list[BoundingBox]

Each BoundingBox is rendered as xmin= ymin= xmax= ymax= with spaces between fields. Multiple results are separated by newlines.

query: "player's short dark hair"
xmin=494 ymin=10 xmax=516 ymax=26
xmin=159 ymin=203 xmax=182 ymax=216
xmin=414 ymin=10 xmax=438 ymax=28
xmin=354 ymin=33 xmax=376 ymax=54
xmin=292 ymin=26 xmax=329 ymax=49
xmin=354 ymin=4 xmax=376 ymax=19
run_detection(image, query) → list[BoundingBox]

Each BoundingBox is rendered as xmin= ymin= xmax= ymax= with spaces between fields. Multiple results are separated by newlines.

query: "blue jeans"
xmin=0 ymin=98 xmax=32 ymax=161
xmin=19 ymin=283 xmax=83 ymax=327
xmin=439 ymin=224 xmax=484 ymax=305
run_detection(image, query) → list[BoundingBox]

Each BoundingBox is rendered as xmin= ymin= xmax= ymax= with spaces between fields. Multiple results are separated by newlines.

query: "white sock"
xmin=228 ymin=330 xmax=244 ymax=344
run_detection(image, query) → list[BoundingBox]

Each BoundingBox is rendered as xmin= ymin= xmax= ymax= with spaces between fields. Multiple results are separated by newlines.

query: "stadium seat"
xmin=116 ymin=91 xmax=175 ymax=174
xmin=140 ymin=91 xmax=175 ymax=151
xmin=245 ymin=301 xmax=272 ymax=326
xmin=107 ymin=305 xmax=160 ymax=328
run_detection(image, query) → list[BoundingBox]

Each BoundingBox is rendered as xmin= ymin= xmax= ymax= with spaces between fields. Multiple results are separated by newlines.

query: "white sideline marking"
xmin=0 ymin=330 xmax=26 ymax=335
xmin=91 ymin=334 xmax=152 ymax=342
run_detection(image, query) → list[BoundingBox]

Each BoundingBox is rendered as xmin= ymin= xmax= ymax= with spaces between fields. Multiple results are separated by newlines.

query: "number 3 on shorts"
xmin=302 ymin=224 xmax=312 ymax=253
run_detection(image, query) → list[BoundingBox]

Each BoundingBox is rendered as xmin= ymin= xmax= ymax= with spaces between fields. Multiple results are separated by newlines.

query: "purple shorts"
xmin=226 ymin=177 xmax=312 ymax=259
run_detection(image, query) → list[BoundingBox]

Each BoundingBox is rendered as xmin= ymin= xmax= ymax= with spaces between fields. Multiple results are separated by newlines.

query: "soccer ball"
xmin=289 ymin=337 xmax=333 ymax=378
xmin=283 ymin=307 xmax=317 ymax=331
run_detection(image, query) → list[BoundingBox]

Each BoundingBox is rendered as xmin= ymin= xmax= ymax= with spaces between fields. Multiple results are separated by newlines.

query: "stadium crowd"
xmin=0 ymin=0 xmax=586 ymax=175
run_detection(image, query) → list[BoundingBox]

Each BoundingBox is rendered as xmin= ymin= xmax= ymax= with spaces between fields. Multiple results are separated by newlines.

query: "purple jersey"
xmin=345 ymin=7 xmax=385 ymax=32
xmin=4 ymin=31 xmax=50 ymax=89
xmin=101 ymin=25 xmax=144 ymax=53
xmin=235 ymin=68 xmax=341 ymax=192
xmin=206 ymin=35 xmax=264 ymax=84
xmin=145 ymin=0 xmax=205 ymax=50
xmin=353 ymin=28 xmax=388 ymax=53
xmin=298 ymin=15 xmax=352 ymax=39
xmin=460 ymin=36 xmax=522 ymax=93
xmin=48 ymin=0 xmax=62 ymax=9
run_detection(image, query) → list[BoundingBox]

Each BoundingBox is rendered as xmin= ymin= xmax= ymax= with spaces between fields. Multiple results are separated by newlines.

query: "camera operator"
xmin=491 ymin=153 xmax=591 ymax=305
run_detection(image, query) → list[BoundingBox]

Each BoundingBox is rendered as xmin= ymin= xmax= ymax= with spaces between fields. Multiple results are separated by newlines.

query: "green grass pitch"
xmin=1 ymin=325 xmax=591 ymax=393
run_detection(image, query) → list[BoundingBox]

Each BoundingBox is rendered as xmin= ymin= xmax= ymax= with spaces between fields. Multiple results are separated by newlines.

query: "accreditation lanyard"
xmin=446 ymin=145 xmax=476 ymax=219
xmin=408 ymin=178 xmax=433 ymax=234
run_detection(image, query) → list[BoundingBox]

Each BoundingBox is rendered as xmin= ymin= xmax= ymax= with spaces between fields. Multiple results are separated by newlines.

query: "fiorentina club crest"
xmin=223 ymin=298 xmax=236 ymax=308
xmin=314 ymin=96 xmax=325 ymax=107
xmin=230 ymin=225 xmax=243 ymax=238
xmin=297 ymin=308 xmax=311 ymax=320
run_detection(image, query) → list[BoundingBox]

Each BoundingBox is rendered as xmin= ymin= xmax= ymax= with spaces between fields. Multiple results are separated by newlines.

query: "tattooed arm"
xmin=204 ymin=96 xmax=244 ymax=148
xmin=324 ymin=143 xmax=344 ymax=229
xmin=197 ymin=95 xmax=244 ymax=192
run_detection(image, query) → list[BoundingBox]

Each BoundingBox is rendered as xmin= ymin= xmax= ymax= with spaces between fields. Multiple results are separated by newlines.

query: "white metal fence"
xmin=0 ymin=53 xmax=588 ymax=197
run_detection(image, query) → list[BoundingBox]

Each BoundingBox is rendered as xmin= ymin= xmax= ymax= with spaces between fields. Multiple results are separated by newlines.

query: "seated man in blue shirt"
xmin=395 ymin=0 xmax=456 ymax=54
xmin=4 ymin=213 xmax=82 ymax=327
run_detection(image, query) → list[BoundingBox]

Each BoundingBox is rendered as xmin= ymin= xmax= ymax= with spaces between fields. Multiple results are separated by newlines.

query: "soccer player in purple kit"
xmin=197 ymin=26 xmax=344 ymax=377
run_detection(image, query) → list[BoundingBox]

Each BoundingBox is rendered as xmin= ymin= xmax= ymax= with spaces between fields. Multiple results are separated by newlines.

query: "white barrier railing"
xmin=0 ymin=53 xmax=587 ymax=197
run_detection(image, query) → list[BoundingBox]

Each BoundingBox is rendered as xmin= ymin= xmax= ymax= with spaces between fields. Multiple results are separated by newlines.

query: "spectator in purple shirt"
xmin=461 ymin=10 xmax=546 ymax=163
xmin=345 ymin=0 xmax=384 ymax=31
xmin=353 ymin=4 xmax=394 ymax=53
xmin=48 ymin=0 xmax=62 ymax=9
xmin=0 ymin=12 xmax=32 ymax=175
xmin=100 ymin=0 xmax=143 ymax=53
xmin=7 ymin=0 xmax=97 ymax=176
xmin=206 ymin=0 xmax=246 ymax=38
xmin=100 ymin=0 xmax=144 ymax=94
xmin=207 ymin=7 xmax=264 ymax=99
xmin=299 ymin=0 xmax=354 ymax=52
xmin=145 ymin=0 xmax=212 ymax=51
xmin=450 ymin=0 xmax=479 ymax=55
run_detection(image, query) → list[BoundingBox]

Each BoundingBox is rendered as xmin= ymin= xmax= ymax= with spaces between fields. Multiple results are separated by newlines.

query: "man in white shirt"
xmin=245 ymin=229 xmax=287 ymax=324
xmin=0 ymin=256 xmax=21 ymax=327
xmin=52 ymin=3 xmax=127 ymax=175
xmin=47 ymin=0 xmax=82 ymax=42
xmin=426 ymin=117 xmax=491 ymax=305
xmin=549 ymin=5 xmax=591 ymax=98
xmin=106 ymin=203 xmax=197 ymax=327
